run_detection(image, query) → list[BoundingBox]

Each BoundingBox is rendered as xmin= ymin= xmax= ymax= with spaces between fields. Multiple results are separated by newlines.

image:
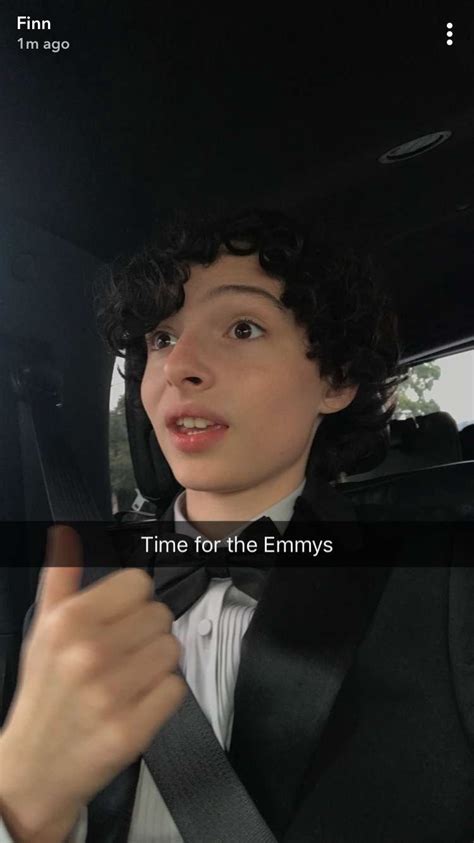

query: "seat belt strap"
xmin=144 ymin=678 xmax=277 ymax=842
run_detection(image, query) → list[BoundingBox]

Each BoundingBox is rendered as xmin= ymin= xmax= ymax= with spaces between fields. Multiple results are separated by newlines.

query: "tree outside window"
xmin=109 ymin=393 xmax=138 ymax=512
xmin=393 ymin=361 xmax=441 ymax=420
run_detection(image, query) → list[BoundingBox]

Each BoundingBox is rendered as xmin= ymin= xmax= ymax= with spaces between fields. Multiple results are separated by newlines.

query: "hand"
xmin=0 ymin=525 xmax=186 ymax=837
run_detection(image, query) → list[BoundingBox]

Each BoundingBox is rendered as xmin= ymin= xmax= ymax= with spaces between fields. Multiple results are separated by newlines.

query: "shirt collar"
xmin=173 ymin=479 xmax=307 ymax=544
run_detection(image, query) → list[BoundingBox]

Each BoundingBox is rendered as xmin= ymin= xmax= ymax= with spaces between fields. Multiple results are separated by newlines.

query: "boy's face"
xmin=141 ymin=252 xmax=356 ymax=498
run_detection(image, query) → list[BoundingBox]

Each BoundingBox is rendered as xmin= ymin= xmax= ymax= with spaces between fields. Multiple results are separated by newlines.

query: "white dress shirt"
xmin=0 ymin=480 xmax=305 ymax=843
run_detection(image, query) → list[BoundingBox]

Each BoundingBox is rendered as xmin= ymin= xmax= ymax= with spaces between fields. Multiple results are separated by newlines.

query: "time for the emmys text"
xmin=17 ymin=16 xmax=70 ymax=52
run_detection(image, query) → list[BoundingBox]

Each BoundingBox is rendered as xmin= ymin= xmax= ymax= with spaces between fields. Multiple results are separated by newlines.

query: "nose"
xmin=162 ymin=332 xmax=214 ymax=390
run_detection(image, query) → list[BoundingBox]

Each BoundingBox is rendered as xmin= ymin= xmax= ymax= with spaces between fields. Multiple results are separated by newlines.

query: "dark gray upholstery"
xmin=345 ymin=412 xmax=462 ymax=482
xmin=336 ymin=460 xmax=474 ymax=521
xmin=460 ymin=424 xmax=474 ymax=461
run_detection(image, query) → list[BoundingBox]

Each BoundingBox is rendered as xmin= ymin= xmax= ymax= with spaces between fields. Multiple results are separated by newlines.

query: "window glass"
xmin=109 ymin=358 xmax=154 ymax=516
xmin=393 ymin=349 xmax=474 ymax=429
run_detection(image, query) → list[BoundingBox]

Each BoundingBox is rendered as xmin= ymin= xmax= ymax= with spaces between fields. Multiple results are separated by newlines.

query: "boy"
xmin=1 ymin=210 xmax=472 ymax=842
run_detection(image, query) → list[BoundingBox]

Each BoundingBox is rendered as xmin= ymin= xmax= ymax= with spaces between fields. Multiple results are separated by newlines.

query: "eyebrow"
xmin=203 ymin=284 xmax=287 ymax=313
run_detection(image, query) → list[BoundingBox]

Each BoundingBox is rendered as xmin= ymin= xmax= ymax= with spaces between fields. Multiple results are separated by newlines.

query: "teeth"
xmin=176 ymin=417 xmax=216 ymax=429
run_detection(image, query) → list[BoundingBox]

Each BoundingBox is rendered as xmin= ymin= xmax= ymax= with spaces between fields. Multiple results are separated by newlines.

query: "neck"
xmin=183 ymin=471 xmax=306 ymax=540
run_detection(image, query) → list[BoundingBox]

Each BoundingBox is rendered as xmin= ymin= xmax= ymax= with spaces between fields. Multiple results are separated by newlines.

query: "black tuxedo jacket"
xmin=22 ymin=474 xmax=474 ymax=842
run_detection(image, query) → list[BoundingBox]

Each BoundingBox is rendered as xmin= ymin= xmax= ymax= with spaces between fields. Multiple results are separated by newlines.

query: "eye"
xmin=228 ymin=320 xmax=265 ymax=340
xmin=147 ymin=330 xmax=177 ymax=351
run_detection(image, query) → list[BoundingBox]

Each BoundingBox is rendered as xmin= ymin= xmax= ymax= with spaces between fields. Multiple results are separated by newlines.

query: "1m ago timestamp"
xmin=17 ymin=37 xmax=70 ymax=52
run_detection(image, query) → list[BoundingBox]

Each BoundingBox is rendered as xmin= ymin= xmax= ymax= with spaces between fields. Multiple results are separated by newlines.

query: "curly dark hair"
xmin=95 ymin=208 xmax=403 ymax=481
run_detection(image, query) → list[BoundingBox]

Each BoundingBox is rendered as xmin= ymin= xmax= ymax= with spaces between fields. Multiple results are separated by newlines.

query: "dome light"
xmin=379 ymin=131 xmax=452 ymax=164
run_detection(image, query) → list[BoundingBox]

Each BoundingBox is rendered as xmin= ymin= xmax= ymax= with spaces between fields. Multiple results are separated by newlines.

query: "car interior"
xmin=0 ymin=4 xmax=473 ymax=738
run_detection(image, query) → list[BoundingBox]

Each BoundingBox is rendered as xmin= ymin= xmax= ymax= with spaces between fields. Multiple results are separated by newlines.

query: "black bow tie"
xmin=152 ymin=516 xmax=281 ymax=618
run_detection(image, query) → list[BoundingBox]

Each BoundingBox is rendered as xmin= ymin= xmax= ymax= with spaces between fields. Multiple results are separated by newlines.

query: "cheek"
xmin=257 ymin=364 xmax=321 ymax=419
xmin=241 ymin=377 xmax=316 ymax=453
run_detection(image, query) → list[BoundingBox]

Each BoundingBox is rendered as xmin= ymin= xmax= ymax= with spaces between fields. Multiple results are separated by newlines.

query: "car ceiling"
xmin=2 ymin=2 xmax=474 ymax=362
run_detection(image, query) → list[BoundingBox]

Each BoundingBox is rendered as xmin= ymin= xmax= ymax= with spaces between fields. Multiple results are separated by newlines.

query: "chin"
xmin=171 ymin=468 xmax=242 ymax=494
xmin=177 ymin=478 xmax=233 ymax=493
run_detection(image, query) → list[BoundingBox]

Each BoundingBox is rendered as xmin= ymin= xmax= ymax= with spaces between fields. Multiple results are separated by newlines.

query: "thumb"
xmin=37 ymin=525 xmax=84 ymax=614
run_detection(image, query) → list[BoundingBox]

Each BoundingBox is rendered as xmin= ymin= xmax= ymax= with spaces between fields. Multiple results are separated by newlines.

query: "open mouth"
xmin=168 ymin=422 xmax=229 ymax=451
xmin=173 ymin=422 xmax=227 ymax=435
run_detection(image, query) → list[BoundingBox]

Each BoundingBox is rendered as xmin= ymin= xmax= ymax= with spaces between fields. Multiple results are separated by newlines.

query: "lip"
xmin=168 ymin=423 xmax=229 ymax=453
xmin=165 ymin=406 xmax=229 ymax=428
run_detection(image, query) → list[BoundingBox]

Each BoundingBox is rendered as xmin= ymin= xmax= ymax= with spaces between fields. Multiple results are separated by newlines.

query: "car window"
xmin=393 ymin=349 xmax=474 ymax=429
xmin=109 ymin=358 xmax=154 ymax=516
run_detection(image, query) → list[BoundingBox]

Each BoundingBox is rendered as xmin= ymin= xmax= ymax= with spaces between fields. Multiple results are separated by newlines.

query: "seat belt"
xmin=11 ymin=362 xmax=277 ymax=843
xmin=12 ymin=363 xmax=104 ymax=522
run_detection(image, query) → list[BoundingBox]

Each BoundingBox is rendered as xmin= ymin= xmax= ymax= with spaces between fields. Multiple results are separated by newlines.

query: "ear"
xmin=319 ymin=381 xmax=359 ymax=415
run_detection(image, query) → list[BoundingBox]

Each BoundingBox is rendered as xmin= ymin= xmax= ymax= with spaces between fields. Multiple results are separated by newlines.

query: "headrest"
xmin=346 ymin=411 xmax=462 ymax=481
xmin=125 ymin=356 xmax=182 ymax=515
xmin=337 ymin=461 xmax=474 ymax=521
xmin=460 ymin=424 xmax=474 ymax=461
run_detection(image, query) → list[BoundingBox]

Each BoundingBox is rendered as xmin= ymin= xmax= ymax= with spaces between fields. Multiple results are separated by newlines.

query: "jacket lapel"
xmin=228 ymin=475 xmax=391 ymax=838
